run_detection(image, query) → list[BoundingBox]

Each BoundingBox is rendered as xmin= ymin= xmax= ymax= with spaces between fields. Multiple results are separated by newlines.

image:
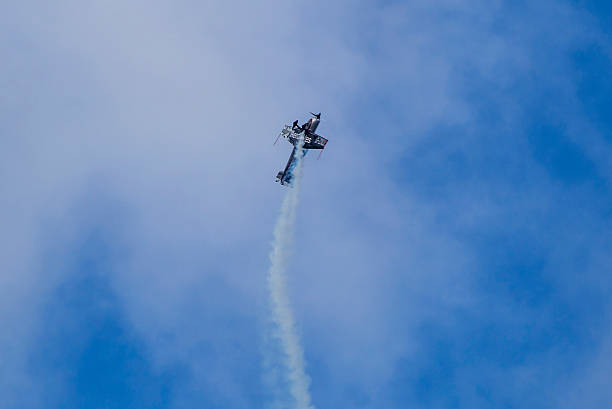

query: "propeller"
xmin=309 ymin=112 xmax=321 ymax=119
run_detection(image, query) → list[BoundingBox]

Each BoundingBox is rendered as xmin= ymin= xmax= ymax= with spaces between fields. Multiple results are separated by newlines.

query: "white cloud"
xmin=1 ymin=1 xmax=611 ymax=408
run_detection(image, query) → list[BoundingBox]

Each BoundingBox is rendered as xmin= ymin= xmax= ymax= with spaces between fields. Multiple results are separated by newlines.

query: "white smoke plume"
xmin=267 ymin=139 xmax=315 ymax=409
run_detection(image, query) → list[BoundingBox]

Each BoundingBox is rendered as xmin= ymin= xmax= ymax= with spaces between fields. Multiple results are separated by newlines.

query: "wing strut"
xmin=317 ymin=145 xmax=326 ymax=160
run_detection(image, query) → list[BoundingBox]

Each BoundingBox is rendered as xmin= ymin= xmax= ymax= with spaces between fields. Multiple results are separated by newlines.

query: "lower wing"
xmin=304 ymin=132 xmax=328 ymax=149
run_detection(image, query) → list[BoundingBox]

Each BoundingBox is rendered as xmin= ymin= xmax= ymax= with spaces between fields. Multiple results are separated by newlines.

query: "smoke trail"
xmin=267 ymin=139 xmax=315 ymax=409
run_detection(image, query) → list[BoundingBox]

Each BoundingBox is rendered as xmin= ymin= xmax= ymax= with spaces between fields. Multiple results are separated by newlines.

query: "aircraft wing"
xmin=304 ymin=132 xmax=328 ymax=149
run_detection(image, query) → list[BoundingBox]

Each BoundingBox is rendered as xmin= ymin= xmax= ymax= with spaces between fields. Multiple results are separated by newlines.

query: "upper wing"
xmin=304 ymin=132 xmax=328 ymax=149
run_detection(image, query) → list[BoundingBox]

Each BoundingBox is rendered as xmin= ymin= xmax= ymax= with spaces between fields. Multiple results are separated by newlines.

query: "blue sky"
xmin=2 ymin=1 xmax=612 ymax=408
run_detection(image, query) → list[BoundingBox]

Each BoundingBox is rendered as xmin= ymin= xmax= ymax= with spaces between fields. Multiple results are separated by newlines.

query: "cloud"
xmin=1 ymin=1 xmax=612 ymax=408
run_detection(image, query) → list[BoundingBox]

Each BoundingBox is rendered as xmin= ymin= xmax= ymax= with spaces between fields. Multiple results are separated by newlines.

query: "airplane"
xmin=275 ymin=112 xmax=328 ymax=186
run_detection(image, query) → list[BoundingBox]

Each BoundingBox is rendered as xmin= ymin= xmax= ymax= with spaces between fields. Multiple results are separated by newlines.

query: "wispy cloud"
xmin=2 ymin=1 xmax=612 ymax=408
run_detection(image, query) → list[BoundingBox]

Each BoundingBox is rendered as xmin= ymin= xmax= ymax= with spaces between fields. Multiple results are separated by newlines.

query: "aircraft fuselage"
xmin=305 ymin=117 xmax=319 ymax=133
